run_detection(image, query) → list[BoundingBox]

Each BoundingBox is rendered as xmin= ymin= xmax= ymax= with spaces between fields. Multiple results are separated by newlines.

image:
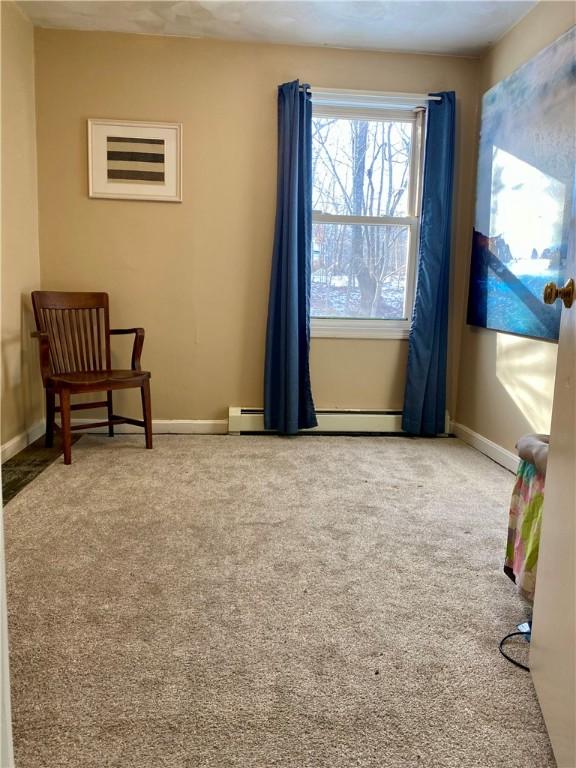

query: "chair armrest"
xmin=31 ymin=331 xmax=51 ymax=383
xmin=110 ymin=327 xmax=145 ymax=371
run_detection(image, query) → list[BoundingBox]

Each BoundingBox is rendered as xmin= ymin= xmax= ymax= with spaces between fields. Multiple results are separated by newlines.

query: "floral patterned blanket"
xmin=505 ymin=459 xmax=544 ymax=603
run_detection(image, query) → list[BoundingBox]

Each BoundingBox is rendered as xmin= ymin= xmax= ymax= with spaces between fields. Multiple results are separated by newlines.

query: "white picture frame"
xmin=88 ymin=119 xmax=182 ymax=202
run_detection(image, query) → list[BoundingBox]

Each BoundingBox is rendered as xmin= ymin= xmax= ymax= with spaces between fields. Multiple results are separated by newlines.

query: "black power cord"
xmin=499 ymin=630 xmax=530 ymax=671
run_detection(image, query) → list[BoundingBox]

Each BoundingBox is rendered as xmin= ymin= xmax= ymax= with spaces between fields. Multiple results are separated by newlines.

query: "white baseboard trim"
xmin=1 ymin=420 xmax=45 ymax=464
xmin=71 ymin=418 xmax=228 ymax=435
xmin=5 ymin=419 xmax=518 ymax=471
xmin=450 ymin=421 xmax=519 ymax=473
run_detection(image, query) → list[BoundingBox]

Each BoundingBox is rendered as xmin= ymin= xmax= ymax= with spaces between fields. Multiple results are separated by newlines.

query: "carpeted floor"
xmin=4 ymin=435 xmax=554 ymax=768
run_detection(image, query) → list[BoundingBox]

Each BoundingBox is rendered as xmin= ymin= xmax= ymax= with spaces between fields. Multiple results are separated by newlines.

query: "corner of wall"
xmin=1 ymin=0 xmax=43 ymax=450
xmin=453 ymin=0 xmax=572 ymax=457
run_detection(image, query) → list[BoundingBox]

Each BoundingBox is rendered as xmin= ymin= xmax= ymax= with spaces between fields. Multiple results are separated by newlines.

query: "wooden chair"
xmin=31 ymin=291 xmax=152 ymax=465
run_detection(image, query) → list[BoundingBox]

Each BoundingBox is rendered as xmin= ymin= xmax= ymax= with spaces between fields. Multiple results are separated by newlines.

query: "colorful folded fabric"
xmin=505 ymin=459 xmax=545 ymax=602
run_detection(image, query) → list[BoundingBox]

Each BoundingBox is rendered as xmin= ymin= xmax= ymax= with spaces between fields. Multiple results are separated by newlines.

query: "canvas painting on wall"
xmin=88 ymin=119 xmax=182 ymax=202
xmin=467 ymin=26 xmax=575 ymax=340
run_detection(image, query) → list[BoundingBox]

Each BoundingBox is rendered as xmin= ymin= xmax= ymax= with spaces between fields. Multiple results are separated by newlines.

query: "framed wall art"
xmin=88 ymin=119 xmax=182 ymax=202
xmin=467 ymin=26 xmax=575 ymax=341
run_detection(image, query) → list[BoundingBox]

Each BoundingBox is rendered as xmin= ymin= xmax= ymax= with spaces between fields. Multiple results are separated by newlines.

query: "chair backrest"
xmin=32 ymin=291 xmax=111 ymax=374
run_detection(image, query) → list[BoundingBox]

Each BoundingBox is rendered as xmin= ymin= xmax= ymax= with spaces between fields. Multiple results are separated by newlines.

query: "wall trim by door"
xmin=450 ymin=421 xmax=519 ymax=473
xmin=0 ymin=506 xmax=15 ymax=768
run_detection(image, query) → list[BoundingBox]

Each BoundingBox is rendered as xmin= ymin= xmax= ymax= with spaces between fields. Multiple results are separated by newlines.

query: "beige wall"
xmin=8 ymin=6 xmax=570 ymax=443
xmin=34 ymin=29 xmax=480 ymax=421
xmin=455 ymin=1 xmax=575 ymax=453
xmin=1 ymin=1 xmax=42 ymax=445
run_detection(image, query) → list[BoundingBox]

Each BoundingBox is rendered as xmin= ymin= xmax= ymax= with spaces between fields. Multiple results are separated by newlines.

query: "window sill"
xmin=310 ymin=318 xmax=411 ymax=339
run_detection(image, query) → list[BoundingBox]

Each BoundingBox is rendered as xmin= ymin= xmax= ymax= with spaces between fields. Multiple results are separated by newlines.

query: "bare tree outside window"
xmin=311 ymin=115 xmax=415 ymax=319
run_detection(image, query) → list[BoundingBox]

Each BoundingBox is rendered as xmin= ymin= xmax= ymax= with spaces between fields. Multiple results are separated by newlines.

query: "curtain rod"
xmin=311 ymin=87 xmax=442 ymax=102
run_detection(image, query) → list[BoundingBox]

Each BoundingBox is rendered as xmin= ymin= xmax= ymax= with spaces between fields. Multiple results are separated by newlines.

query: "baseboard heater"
xmin=228 ymin=407 xmax=403 ymax=434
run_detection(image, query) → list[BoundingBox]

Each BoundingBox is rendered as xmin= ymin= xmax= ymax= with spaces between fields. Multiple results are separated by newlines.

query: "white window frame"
xmin=310 ymin=89 xmax=427 ymax=339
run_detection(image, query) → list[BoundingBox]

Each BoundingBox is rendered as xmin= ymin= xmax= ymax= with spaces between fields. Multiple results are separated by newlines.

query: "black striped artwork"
xmin=107 ymin=136 xmax=165 ymax=184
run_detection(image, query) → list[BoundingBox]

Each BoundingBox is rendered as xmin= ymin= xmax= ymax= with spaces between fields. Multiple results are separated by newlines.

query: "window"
xmin=310 ymin=91 xmax=425 ymax=338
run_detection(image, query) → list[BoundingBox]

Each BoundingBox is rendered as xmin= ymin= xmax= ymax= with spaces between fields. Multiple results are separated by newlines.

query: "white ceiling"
xmin=18 ymin=1 xmax=538 ymax=56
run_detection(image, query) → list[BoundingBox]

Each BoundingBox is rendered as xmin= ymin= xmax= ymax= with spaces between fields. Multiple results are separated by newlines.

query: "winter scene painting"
xmin=467 ymin=26 xmax=575 ymax=340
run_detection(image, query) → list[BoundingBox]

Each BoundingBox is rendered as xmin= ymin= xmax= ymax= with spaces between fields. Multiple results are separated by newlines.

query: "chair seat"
xmin=48 ymin=369 xmax=150 ymax=391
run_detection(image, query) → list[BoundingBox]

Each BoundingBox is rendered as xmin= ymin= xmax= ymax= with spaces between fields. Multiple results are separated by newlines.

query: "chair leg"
xmin=60 ymin=389 xmax=72 ymax=465
xmin=107 ymin=391 xmax=114 ymax=437
xmin=141 ymin=380 xmax=153 ymax=449
xmin=45 ymin=390 xmax=55 ymax=448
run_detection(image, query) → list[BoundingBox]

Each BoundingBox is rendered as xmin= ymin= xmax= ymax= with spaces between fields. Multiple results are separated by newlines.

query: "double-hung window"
xmin=310 ymin=90 xmax=426 ymax=338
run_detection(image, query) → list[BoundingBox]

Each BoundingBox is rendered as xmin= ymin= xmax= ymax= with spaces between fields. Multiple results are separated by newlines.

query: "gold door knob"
xmin=543 ymin=277 xmax=574 ymax=309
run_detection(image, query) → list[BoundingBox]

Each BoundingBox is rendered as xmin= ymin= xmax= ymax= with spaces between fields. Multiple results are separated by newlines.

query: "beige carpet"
xmin=4 ymin=435 xmax=554 ymax=768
